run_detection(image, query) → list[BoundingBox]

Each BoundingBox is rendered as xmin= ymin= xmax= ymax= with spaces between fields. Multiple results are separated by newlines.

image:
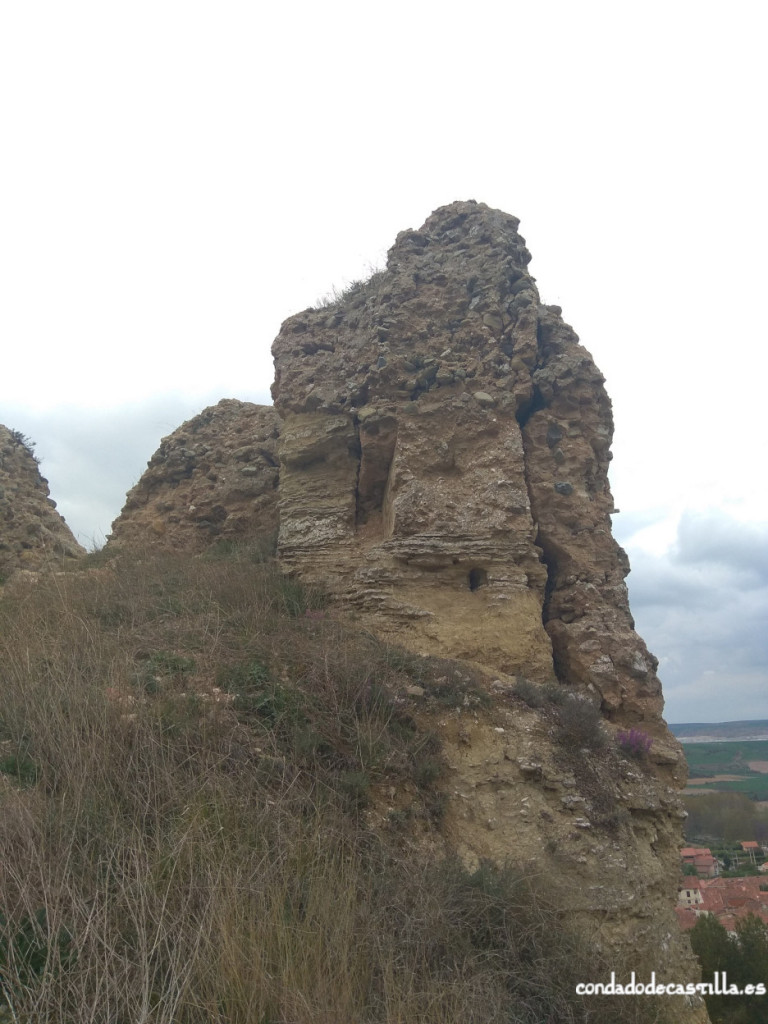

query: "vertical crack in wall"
xmin=515 ymin=384 xmax=567 ymax=687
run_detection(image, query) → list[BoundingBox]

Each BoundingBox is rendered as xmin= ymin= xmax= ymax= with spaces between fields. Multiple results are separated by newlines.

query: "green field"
xmin=685 ymin=777 xmax=768 ymax=800
xmin=683 ymin=740 xmax=768 ymax=777
xmin=682 ymin=741 xmax=768 ymax=799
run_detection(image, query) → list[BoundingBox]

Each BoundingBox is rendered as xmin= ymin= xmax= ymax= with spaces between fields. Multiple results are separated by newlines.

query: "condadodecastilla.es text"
xmin=576 ymin=972 xmax=766 ymax=997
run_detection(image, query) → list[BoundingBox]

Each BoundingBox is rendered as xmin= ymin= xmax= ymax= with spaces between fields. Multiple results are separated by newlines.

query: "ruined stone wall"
xmin=0 ymin=424 xmax=85 ymax=576
xmin=273 ymin=205 xmax=552 ymax=679
xmin=271 ymin=200 xmax=661 ymax=727
xmin=108 ymin=400 xmax=279 ymax=553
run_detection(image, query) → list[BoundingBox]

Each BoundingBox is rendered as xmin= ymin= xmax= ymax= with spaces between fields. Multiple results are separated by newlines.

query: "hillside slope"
xmin=0 ymin=548 xmax=692 ymax=1022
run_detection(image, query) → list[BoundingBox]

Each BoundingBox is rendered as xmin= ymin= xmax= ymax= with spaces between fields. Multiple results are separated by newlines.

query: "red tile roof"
xmin=688 ymin=877 xmax=768 ymax=930
xmin=675 ymin=875 xmax=768 ymax=933
xmin=678 ymin=877 xmax=702 ymax=890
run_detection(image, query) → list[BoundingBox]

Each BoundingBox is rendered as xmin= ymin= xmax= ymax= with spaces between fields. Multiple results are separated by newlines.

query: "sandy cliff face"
xmin=0 ymin=424 xmax=85 ymax=576
xmin=108 ymin=400 xmax=279 ymax=552
xmin=271 ymin=201 xmax=706 ymax=1019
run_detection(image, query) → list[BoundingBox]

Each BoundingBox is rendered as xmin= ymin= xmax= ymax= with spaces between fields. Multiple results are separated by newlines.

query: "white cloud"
xmin=622 ymin=510 xmax=768 ymax=723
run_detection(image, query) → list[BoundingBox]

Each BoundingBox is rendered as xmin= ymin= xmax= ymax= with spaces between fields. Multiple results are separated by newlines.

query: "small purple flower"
xmin=617 ymin=728 xmax=653 ymax=758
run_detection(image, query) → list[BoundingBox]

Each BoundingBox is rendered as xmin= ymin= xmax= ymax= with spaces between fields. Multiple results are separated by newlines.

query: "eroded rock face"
xmin=271 ymin=201 xmax=706 ymax=1019
xmin=0 ymin=425 xmax=85 ymax=576
xmin=522 ymin=304 xmax=665 ymax=724
xmin=272 ymin=200 xmax=660 ymax=725
xmin=108 ymin=400 xmax=279 ymax=553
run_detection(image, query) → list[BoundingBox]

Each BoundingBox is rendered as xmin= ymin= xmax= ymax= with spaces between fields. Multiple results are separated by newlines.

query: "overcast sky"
xmin=1 ymin=1 xmax=766 ymax=724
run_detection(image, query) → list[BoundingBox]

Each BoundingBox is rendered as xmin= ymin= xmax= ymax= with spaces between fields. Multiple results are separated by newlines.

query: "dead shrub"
xmin=556 ymin=694 xmax=607 ymax=750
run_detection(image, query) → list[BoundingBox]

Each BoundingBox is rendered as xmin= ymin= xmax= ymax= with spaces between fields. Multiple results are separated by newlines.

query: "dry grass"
xmin=0 ymin=548 xmax=667 ymax=1022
